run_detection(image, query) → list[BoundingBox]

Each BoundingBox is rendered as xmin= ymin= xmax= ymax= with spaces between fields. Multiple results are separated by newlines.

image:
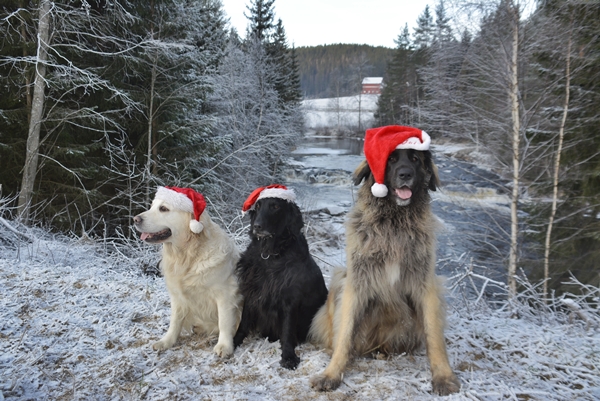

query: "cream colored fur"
xmin=135 ymin=198 xmax=242 ymax=357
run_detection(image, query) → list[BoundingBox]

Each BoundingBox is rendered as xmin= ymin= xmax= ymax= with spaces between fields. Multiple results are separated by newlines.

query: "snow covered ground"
xmin=2 ymin=115 xmax=600 ymax=400
xmin=302 ymin=95 xmax=379 ymax=132
xmin=1 ymin=201 xmax=600 ymax=400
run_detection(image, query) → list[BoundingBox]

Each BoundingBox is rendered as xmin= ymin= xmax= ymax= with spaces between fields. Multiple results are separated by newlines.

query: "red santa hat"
xmin=364 ymin=125 xmax=431 ymax=198
xmin=155 ymin=186 xmax=207 ymax=233
xmin=242 ymin=184 xmax=296 ymax=213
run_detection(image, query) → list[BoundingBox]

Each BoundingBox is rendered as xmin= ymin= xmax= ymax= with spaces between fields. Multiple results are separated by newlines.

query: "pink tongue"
xmin=395 ymin=187 xmax=412 ymax=200
xmin=140 ymin=232 xmax=150 ymax=241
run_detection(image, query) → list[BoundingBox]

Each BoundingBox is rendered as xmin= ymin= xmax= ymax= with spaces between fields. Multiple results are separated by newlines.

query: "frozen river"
xmin=286 ymin=135 xmax=512 ymax=291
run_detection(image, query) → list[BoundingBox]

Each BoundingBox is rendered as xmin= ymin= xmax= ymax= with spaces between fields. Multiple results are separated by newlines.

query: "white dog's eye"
xmin=159 ymin=206 xmax=169 ymax=212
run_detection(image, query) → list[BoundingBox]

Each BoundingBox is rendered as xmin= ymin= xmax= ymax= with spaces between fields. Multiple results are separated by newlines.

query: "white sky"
xmin=220 ymin=0 xmax=437 ymax=48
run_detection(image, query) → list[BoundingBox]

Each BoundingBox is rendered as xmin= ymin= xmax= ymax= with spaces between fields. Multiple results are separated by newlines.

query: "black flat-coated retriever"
xmin=234 ymin=197 xmax=328 ymax=369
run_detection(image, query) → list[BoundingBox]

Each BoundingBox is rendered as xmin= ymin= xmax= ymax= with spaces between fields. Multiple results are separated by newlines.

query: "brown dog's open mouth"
xmin=140 ymin=229 xmax=172 ymax=243
xmin=394 ymin=186 xmax=412 ymax=200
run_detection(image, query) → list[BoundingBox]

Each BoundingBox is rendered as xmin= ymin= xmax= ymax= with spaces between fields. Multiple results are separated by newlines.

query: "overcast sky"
xmin=220 ymin=0 xmax=437 ymax=48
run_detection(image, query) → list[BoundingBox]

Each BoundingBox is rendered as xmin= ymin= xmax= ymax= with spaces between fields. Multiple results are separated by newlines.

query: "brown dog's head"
xmin=353 ymin=148 xmax=439 ymax=207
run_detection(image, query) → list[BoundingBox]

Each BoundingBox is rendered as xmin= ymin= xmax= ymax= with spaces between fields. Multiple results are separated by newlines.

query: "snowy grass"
xmin=1 ymin=217 xmax=600 ymax=400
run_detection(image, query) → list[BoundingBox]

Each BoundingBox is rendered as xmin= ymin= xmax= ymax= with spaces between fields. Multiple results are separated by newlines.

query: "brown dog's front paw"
xmin=432 ymin=374 xmax=460 ymax=396
xmin=310 ymin=373 xmax=342 ymax=392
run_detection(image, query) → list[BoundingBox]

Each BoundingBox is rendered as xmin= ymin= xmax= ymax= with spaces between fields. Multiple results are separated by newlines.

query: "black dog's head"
xmin=353 ymin=148 xmax=440 ymax=206
xmin=248 ymin=197 xmax=304 ymax=240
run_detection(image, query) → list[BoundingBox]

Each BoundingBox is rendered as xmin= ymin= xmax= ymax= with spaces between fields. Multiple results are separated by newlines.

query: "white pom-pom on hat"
xmin=189 ymin=220 xmax=204 ymax=234
xmin=370 ymin=182 xmax=389 ymax=197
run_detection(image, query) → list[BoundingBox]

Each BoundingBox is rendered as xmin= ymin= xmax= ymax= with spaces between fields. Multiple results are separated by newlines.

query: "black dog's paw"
xmin=280 ymin=353 xmax=300 ymax=370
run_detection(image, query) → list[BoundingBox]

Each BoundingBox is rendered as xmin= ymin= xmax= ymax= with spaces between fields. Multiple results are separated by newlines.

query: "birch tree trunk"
xmin=145 ymin=53 xmax=158 ymax=205
xmin=507 ymin=1 xmax=521 ymax=299
xmin=17 ymin=0 xmax=51 ymax=223
xmin=543 ymin=21 xmax=572 ymax=301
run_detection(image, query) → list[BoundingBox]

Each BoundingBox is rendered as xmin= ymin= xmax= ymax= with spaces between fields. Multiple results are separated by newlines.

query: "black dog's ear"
xmin=247 ymin=209 xmax=257 ymax=231
xmin=286 ymin=202 xmax=305 ymax=235
xmin=353 ymin=160 xmax=371 ymax=186
xmin=424 ymin=151 xmax=441 ymax=191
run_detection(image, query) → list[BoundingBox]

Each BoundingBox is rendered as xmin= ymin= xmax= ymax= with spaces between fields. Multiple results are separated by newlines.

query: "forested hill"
xmin=295 ymin=44 xmax=394 ymax=99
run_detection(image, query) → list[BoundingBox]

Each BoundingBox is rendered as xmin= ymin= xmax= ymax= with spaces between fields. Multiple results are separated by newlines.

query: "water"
xmin=287 ymin=135 xmax=512 ymax=293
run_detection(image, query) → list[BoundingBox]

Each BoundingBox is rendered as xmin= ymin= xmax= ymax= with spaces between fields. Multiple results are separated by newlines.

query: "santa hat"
xmin=242 ymin=184 xmax=296 ymax=213
xmin=155 ymin=186 xmax=206 ymax=233
xmin=364 ymin=125 xmax=431 ymax=198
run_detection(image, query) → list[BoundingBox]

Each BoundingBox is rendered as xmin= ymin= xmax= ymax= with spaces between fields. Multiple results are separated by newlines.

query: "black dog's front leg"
xmin=233 ymin=305 xmax=252 ymax=348
xmin=279 ymin=305 xmax=300 ymax=369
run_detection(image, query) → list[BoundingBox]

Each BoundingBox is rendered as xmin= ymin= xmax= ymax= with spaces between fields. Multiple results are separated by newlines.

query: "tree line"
xmin=0 ymin=0 xmax=303 ymax=237
xmin=295 ymin=44 xmax=394 ymax=99
xmin=376 ymin=0 xmax=599 ymax=296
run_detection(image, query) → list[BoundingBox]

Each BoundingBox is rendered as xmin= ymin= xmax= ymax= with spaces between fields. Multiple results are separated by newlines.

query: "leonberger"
xmin=309 ymin=125 xmax=460 ymax=395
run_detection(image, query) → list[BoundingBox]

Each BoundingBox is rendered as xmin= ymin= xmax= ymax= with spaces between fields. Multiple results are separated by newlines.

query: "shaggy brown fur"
xmin=309 ymin=148 xmax=460 ymax=395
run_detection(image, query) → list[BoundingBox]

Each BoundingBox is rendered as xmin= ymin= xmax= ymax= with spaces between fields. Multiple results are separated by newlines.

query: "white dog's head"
xmin=133 ymin=186 xmax=207 ymax=244
xmin=133 ymin=198 xmax=195 ymax=244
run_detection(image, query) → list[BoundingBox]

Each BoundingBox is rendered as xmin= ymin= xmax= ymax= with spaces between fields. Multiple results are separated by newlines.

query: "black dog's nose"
xmin=398 ymin=167 xmax=413 ymax=181
xmin=133 ymin=215 xmax=142 ymax=224
xmin=253 ymin=222 xmax=262 ymax=231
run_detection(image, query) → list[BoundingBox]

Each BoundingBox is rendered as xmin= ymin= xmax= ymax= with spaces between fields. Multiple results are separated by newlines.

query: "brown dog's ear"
xmin=353 ymin=160 xmax=371 ymax=186
xmin=427 ymin=158 xmax=441 ymax=191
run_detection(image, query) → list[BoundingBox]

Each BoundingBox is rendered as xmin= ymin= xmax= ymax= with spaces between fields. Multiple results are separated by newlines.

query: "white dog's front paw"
xmin=213 ymin=341 xmax=234 ymax=358
xmin=153 ymin=337 xmax=176 ymax=351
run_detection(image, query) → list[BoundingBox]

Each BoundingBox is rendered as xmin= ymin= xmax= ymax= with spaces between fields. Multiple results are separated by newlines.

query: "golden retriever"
xmin=309 ymin=126 xmax=460 ymax=395
xmin=133 ymin=186 xmax=241 ymax=357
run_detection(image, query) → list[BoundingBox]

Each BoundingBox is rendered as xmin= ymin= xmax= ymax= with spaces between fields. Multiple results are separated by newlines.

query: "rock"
xmin=325 ymin=206 xmax=346 ymax=216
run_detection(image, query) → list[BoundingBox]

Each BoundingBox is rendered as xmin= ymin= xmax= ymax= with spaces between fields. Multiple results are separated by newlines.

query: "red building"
xmin=361 ymin=77 xmax=383 ymax=94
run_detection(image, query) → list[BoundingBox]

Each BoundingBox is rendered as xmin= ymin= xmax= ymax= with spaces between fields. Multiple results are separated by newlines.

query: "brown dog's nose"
xmin=133 ymin=215 xmax=142 ymax=224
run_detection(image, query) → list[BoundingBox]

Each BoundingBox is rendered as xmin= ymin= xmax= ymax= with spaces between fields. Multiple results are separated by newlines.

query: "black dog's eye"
xmin=271 ymin=203 xmax=280 ymax=210
xmin=389 ymin=155 xmax=397 ymax=163
xmin=159 ymin=205 xmax=169 ymax=212
xmin=256 ymin=202 xmax=261 ymax=211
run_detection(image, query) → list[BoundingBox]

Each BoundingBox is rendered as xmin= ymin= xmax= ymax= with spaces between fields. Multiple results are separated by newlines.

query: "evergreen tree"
xmin=375 ymin=22 xmax=423 ymax=126
xmin=267 ymin=19 xmax=296 ymax=105
xmin=433 ymin=0 xmax=453 ymax=45
xmin=286 ymin=45 xmax=303 ymax=104
xmin=0 ymin=0 xmax=143 ymax=228
xmin=0 ymin=0 xmax=230 ymax=234
xmin=242 ymin=2 xmax=303 ymax=124
xmin=413 ymin=5 xmax=434 ymax=49
xmin=244 ymin=0 xmax=275 ymax=42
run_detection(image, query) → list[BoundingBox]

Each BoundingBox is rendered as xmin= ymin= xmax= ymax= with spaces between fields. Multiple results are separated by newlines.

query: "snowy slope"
xmin=1 ymin=213 xmax=599 ymax=400
xmin=302 ymin=95 xmax=379 ymax=132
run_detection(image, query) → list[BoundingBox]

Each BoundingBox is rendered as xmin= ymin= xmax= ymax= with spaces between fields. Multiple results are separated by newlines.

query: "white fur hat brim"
xmin=395 ymin=130 xmax=431 ymax=151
